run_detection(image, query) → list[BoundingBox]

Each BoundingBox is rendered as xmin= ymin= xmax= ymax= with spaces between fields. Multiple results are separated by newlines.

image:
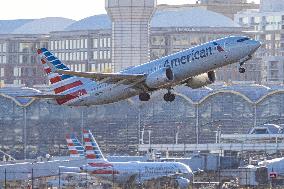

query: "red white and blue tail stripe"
xmin=83 ymin=129 xmax=106 ymax=161
xmin=66 ymin=133 xmax=85 ymax=157
xmin=37 ymin=48 xmax=94 ymax=105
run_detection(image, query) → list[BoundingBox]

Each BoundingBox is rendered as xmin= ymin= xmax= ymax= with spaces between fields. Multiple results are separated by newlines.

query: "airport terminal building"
xmin=1 ymin=1 xmax=284 ymax=159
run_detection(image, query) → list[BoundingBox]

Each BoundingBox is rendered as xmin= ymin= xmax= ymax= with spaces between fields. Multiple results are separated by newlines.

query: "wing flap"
xmin=17 ymin=94 xmax=67 ymax=99
xmin=55 ymin=70 xmax=146 ymax=83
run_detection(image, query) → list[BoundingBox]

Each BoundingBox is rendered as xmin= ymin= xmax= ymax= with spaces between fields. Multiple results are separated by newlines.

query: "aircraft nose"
xmin=252 ymin=40 xmax=261 ymax=48
xmin=249 ymin=39 xmax=261 ymax=54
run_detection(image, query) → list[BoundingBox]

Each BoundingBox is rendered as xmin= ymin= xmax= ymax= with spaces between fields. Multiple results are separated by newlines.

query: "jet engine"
xmin=175 ymin=177 xmax=190 ymax=189
xmin=145 ymin=67 xmax=174 ymax=89
xmin=185 ymin=71 xmax=216 ymax=89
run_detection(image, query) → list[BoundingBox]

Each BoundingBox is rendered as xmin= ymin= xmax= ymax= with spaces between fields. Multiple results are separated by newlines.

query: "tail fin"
xmin=37 ymin=48 xmax=94 ymax=105
xmin=66 ymin=133 xmax=85 ymax=157
xmin=83 ymin=129 xmax=106 ymax=162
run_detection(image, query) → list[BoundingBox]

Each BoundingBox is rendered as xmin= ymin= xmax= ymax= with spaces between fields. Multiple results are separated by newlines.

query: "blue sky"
xmin=1 ymin=0 xmax=260 ymax=20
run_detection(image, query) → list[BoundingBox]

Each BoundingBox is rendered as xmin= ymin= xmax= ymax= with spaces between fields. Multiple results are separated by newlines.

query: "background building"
xmin=235 ymin=0 xmax=284 ymax=83
xmin=1 ymin=83 xmax=284 ymax=159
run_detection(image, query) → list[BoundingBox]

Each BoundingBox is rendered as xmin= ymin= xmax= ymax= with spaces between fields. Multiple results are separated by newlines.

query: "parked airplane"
xmin=66 ymin=133 xmax=85 ymax=158
xmin=25 ymin=36 xmax=260 ymax=106
xmin=67 ymin=130 xmax=193 ymax=188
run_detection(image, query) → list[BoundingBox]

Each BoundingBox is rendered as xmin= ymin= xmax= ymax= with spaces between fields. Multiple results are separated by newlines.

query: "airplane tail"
xmin=37 ymin=48 xmax=95 ymax=105
xmin=83 ymin=129 xmax=108 ymax=163
xmin=66 ymin=133 xmax=85 ymax=158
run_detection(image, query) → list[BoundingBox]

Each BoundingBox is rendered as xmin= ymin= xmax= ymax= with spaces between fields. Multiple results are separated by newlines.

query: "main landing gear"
xmin=139 ymin=92 xmax=150 ymax=101
xmin=164 ymin=90 xmax=175 ymax=102
xmin=139 ymin=90 xmax=176 ymax=102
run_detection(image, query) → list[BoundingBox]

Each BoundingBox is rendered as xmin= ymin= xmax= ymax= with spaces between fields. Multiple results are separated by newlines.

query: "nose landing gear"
xmin=239 ymin=67 xmax=246 ymax=73
xmin=238 ymin=55 xmax=252 ymax=74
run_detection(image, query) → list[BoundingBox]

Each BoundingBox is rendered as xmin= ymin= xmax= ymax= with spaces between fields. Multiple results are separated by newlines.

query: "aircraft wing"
xmin=55 ymin=70 xmax=146 ymax=84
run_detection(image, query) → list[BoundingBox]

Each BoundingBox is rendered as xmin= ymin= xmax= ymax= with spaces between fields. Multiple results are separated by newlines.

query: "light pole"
xmin=175 ymin=125 xmax=180 ymax=144
xmin=148 ymin=130 xmax=152 ymax=147
xmin=23 ymin=107 xmax=27 ymax=160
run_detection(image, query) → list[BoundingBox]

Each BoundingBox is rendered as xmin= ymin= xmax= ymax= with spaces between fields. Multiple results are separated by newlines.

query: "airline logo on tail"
xmin=37 ymin=48 xmax=91 ymax=105
xmin=65 ymin=133 xmax=84 ymax=157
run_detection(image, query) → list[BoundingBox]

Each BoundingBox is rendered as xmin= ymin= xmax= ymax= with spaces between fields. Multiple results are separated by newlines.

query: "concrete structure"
xmin=105 ymin=0 xmax=157 ymax=72
xmin=235 ymin=0 xmax=284 ymax=83
xmin=260 ymin=0 xmax=284 ymax=12
xmin=158 ymin=0 xmax=259 ymax=19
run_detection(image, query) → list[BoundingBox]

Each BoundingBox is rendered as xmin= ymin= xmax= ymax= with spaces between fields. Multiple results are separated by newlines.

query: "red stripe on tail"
xmin=44 ymin=68 xmax=51 ymax=74
xmin=54 ymin=80 xmax=83 ymax=94
xmin=86 ymin=154 xmax=97 ymax=159
xmin=50 ymin=76 xmax=62 ymax=84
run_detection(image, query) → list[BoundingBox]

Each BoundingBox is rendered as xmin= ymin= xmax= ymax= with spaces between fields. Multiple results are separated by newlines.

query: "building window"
xmin=107 ymin=50 xmax=111 ymax=59
xmin=84 ymin=52 xmax=87 ymax=60
xmin=84 ymin=39 xmax=88 ymax=48
xmin=66 ymin=40 xmax=69 ymax=50
xmin=13 ymin=80 xmax=21 ymax=85
xmin=100 ymin=38 xmax=103 ymax=48
xmin=93 ymin=38 xmax=98 ymax=48
xmin=19 ymin=43 xmax=32 ymax=52
xmin=2 ymin=56 xmax=6 ymax=64
xmin=100 ymin=51 xmax=103 ymax=59
xmin=58 ymin=40 xmax=62 ymax=50
xmin=61 ymin=40 xmax=65 ymax=49
xmin=266 ymin=34 xmax=272 ymax=40
xmin=70 ymin=40 xmax=73 ymax=49
xmin=91 ymin=64 xmax=96 ymax=71
xmin=0 ymin=68 xmax=4 ymax=77
xmin=107 ymin=38 xmax=111 ymax=48
xmin=14 ymin=67 xmax=21 ymax=77
xmin=3 ymin=43 xmax=6 ymax=52
xmin=93 ymin=51 xmax=98 ymax=60
xmin=104 ymin=51 xmax=107 ymax=59
xmin=54 ymin=41 xmax=58 ymax=50
xmin=50 ymin=41 xmax=54 ymax=50
xmin=73 ymin=40 xmax=76 ymax=49
xmin=81 ymin=39 xmax=84 ymax=49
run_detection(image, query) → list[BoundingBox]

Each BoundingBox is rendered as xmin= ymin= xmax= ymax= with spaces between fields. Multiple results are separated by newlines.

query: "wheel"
xmin=169 ymin=93 xmax=175 ymax=102
xmin=239 ymin=67 xmax=246 ymax=73
xmin=139 ymin=93 xmax=150 ymax=101
xmin=164 ymin=93 xmax=175 ymax=102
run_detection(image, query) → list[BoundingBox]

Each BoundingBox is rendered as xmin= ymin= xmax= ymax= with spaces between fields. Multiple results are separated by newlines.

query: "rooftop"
xmin=0 ymin=8 xmax=239 ymax=34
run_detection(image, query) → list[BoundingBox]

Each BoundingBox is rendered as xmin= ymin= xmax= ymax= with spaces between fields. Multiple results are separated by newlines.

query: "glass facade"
xmin=1 ymin=84 xmax=284 ymax=159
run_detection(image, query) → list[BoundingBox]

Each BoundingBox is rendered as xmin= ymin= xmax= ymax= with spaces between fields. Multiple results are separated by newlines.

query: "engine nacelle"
xmin=145 ymin=67 xmax=174 ymax=89
xmin=185 ymin=71 xmax=216 ymax=89
xmin=176 ymin=177 xmax=190 ymax=189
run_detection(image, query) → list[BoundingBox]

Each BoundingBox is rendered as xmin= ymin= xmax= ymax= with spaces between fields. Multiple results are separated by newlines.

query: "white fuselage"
xmin=60 ymin=36 xmax=260 ymax=106
xmin=84 ymin=161 xmax=192 ymax=185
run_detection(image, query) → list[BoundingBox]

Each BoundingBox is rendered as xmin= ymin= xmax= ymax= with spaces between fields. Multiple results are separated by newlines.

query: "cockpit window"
xmin=237 ymin=37 xmax=250 ymax=42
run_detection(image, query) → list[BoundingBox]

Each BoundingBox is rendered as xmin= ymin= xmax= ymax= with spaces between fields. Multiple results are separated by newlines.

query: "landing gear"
xmin=239 ymin=67 xmax=246 ymax=73
xmin=139 ymin=92 xmax=150 ymax=101
xmin=238 ymin=55 xmax=251 ymax=74
xmin=164 ymin=92 xmax=175 ymax=102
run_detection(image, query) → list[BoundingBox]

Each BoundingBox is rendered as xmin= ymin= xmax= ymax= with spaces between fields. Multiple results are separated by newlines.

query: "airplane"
xmin=25 ymin=36 xmax=260 ymax=106
xmin=66 ymin=130 xmax=193 ymax=189
xmin=65 ymin=133 xmax=85 ymax=158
